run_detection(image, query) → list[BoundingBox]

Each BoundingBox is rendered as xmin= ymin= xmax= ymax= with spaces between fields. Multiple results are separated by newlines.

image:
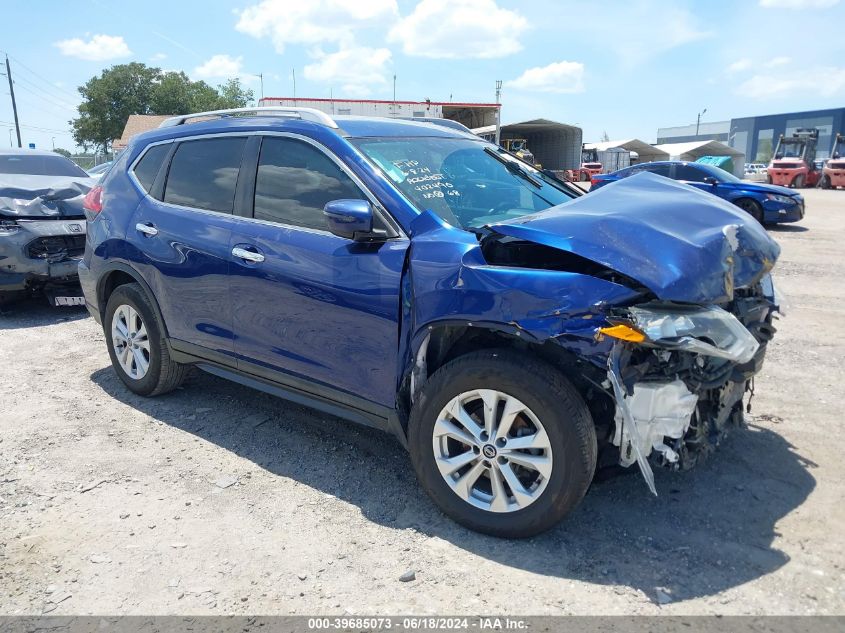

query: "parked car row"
xmin=591 ymin=160 xmax=805 ymax=225
xmin=69 ymin=107 xmax=784 ymax=537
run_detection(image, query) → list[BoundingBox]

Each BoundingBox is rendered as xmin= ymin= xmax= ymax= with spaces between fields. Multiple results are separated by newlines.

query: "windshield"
xmin=0 ymin=154 xmax=88 ymax=177
xmin=775 ymin=141 xmax=805 ymax=159
xmin=352 ymin=137 xmax=578 ymax=229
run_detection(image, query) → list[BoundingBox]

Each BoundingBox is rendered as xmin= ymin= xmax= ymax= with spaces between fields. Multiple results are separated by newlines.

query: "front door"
xmin=229 ymin=135 xmax=408 ymax=407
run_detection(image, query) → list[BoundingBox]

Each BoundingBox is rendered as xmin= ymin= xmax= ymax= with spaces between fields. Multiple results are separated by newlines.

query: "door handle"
xmin=232 ymin=246 xmax=265 ymax=263
xmin=135 ymin=222 xmax=158 ymax=237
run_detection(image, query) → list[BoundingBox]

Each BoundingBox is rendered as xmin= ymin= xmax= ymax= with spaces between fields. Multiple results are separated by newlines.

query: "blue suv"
xmin=80 ymin=108 xmax=782 ymax=537
xmin=591 ymin=161 xmax=804 ymax=225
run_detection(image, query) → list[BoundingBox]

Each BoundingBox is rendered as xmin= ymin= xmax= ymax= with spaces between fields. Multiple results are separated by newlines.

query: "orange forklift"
xmin=819 ymin=133 xmax=845 ymax=190
xmin=767 ymin=128 xmax=821 ymax=188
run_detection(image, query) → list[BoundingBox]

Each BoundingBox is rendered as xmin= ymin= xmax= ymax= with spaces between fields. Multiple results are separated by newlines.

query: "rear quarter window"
xmin=163 ymin=137 xmax=246 ymax=213
xmin=132 ymin=144 xmax=170 ymax=193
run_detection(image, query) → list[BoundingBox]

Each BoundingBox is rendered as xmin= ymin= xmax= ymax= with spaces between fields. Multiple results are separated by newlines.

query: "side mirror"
xmin=323 ymin=199 xmax=374 ymax=241
xmin=703 ymin=176 xmax=718 ymax=185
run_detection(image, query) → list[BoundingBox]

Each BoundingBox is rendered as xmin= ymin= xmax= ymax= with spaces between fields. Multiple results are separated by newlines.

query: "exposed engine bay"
xmin=600 ymin=282 xmax=779 ymax=493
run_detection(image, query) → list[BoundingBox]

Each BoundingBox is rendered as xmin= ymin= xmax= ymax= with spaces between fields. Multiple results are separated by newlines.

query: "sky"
xmin=1 ymin=0 xmax=844 ymax=152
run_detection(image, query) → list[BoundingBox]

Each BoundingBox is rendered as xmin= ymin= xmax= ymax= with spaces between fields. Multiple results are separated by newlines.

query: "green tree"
xmin=215 ymin=78 xmax=254 ymax=109
xmin=53 ymin=148 xmax=72 ymax=158
xmin=71 ymin=62 xmax=160 ymax=153
xmin=71 ymin=64 xmax=256 ymax=152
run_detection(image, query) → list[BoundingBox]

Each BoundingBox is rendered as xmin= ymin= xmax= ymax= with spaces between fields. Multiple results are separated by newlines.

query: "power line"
xmin=12 ymin=82 xmax=78 ymax=115
xmin=0 ymin=119 xmax=72 ymax=134
xmin=10 ymin=72 xmax=79 ymax=109
xmin=4 ymin=53 xmax=81 ymax=101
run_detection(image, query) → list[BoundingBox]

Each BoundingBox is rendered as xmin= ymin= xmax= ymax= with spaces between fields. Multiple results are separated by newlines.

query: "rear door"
xmin=127 ymin=135 xmax=247 ymax=360
xmin=228 ymin=134 xmax=409 ymax=408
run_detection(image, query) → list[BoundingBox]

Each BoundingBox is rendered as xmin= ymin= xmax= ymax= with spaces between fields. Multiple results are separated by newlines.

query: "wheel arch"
xmin=97 ymin=263 xmax=169 ymax=338
xmin=399 ymin=321 xmax=612 ymax=437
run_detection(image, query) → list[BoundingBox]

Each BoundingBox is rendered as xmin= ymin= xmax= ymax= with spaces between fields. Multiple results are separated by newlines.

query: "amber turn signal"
xmin=598 ymin=324 xmax=646 ymax=343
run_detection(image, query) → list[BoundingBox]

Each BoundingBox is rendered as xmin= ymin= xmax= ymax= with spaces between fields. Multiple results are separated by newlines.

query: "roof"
xmin=113 ymin=114 xmax=173 ymax=150
xmin=128 ymin=114 xmax=477 ymax=150
xmin=472 ymin=119 xmax=581 ymax=136
xmin=260 ymin=96 xmax=500 ymax=108
xmin=653 ymin=140 xmax=744 ymax=158
xmin=0 ymin=148 xmax=63 ymax=156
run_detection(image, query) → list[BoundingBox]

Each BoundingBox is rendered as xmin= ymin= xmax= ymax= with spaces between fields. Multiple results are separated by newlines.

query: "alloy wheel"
xmin=432 ymin=389 xmax=553 ymax=513
xmin=111 ymin=304 xmax=150 ymax=380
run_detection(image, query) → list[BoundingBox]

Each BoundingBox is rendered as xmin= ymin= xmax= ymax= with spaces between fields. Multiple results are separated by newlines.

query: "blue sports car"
xmin=591 ymin=161 xmax=804 ymax=225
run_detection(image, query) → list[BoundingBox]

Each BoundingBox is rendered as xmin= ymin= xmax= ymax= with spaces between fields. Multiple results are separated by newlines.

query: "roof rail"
xmin=158 ymin=106 xmax=338 ymax=129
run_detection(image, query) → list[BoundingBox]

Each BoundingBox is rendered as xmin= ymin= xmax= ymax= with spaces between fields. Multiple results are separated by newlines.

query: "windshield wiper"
xmin=484 ymin=147 xmax=542 ymax=188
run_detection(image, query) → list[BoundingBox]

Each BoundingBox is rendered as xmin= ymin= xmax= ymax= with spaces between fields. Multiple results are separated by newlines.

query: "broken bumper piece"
xmin=604 ymin=299 xmax=774 ymax=494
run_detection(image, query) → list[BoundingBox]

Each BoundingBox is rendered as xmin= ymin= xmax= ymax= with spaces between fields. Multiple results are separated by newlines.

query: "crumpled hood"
xmin=0 ymin=174 xmax=94 ymax=218
xmin=486 ymin=172 xmax=780 ymax=304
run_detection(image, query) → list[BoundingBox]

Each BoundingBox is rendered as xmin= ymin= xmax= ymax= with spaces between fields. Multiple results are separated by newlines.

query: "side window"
xmin=133 ymin=144 xmax=170 ymax=193
xmin=254 ymin=137 xmax=364 ymax=230
xmin=164 ymin=137 xmax=246 ymax=213
xmin=675 ymin=165 xmax=707 ymax=182
xmin=643 ymin=164 xmax=671 ymax=178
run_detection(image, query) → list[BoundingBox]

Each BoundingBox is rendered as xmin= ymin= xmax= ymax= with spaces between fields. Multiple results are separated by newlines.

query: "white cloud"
xmin=759 ymin=0 xmax=839 ymax=8
xmin=765 ymin=56 xmax=791 ymax=67
xmin=194 ymin=54 xmax=244 ymax=79
xmin=304 ymin=46 xmax=392 ymax=96
xmin=151 ymin=53 xmax=167 ymax=62
xmin=737 ymin=67 xmax=845 ymax=98
xmin=236 ymin=0 xmax=398 ymax=52
xmin=54 ymin=34 xmax=131 ymax=61
xmin=389 ymin=0 xmax=528 ymax=59
xmin=505 ymin=61 xmax=585 ymax=94
xmin=563 ymin=3 xmax=710 ymax=67
xmin=727 ymin=58 xmax=753 ymax=73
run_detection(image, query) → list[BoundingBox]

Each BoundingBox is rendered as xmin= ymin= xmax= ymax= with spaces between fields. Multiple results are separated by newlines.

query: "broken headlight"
xmin=604 ymin=305 xmax=760 ymax=364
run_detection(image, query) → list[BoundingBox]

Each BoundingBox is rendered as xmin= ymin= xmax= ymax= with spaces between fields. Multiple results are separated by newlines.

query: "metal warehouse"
xmin=658 ymin=107 xmax=845 ymax=162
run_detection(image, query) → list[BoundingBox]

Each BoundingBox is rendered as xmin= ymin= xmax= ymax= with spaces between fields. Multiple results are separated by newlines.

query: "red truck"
xmin=767 ymin=128 xmax=821 ymax=188
xmin=820 ymin=133 xmax=844 ymax=190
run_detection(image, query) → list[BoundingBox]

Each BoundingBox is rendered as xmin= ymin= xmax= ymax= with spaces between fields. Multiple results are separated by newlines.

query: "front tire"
xmin=104 ymin=283 xmax=189 ymax=396
xmin=820 ymin=175 xmax=831 ymax=189
xmin=408 ymin=349 xmax=597 ymax=538
xmin=735 ymin=198 xmax=764 ymax=224
xmin=792 ymin=174 xmax=804 ymax=188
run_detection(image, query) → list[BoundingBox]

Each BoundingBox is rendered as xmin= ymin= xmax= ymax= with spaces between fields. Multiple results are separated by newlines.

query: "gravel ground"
xmin=1 ymin=189 xmax=843 ymax=616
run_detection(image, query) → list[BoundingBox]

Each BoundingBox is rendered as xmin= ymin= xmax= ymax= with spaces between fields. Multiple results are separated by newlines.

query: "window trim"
xmin=128 ymin=138 xmax=175 ymax=196
xmin=127 ymin=131 xmax=404 ymax=240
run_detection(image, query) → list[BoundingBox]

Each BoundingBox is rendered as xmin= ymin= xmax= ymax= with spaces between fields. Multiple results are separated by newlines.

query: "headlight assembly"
xmin=601 ymin=305 xmax=760 ymax=364
xmin=765 ymin=193 xmax=795 ymax=205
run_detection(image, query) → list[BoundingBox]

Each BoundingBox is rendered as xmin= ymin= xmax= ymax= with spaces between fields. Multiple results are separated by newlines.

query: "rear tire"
xmin=103 ymin=283 xmax=189 ymax=396
xmin=579 ymin=171 xmax=589 ymax=182
xmin=735 ymin=198 xmax=764 ymax=224
xmin=820 ymin=175 xmax=831 ymax=190
xmin=408 ymin=349 xmax=597 ymax=538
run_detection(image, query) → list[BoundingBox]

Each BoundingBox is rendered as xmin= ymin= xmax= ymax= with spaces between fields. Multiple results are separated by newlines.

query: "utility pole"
xmin=392 ymin=74 xmax=397 ymax=117
xmin=258 ymin=73 xmax=264 ymax=100
xmin=292 ymin=68 xmax=296 ymax=100
xmin=696 ymin=107 xmax=707 ymax=137
xmin=494 ymin=80 xmax=502 ymax=146
xmin=5 ymin=56 xmax=22 ymax=148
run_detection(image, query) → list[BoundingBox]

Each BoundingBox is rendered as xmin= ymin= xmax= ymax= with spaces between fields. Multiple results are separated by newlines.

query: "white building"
xmin=258 ymin=97 xmax=500 ymax=130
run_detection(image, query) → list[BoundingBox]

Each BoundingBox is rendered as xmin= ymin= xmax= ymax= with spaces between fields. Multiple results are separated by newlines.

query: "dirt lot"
xmin=1 ymin=189 xmax=843 ymax=616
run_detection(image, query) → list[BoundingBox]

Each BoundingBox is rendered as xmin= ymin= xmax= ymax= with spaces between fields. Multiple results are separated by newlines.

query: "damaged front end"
xmin=602 ymin=289 xmax=778 ymax=493
xmin=0 ymin=175 xmax=91 ymax=300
